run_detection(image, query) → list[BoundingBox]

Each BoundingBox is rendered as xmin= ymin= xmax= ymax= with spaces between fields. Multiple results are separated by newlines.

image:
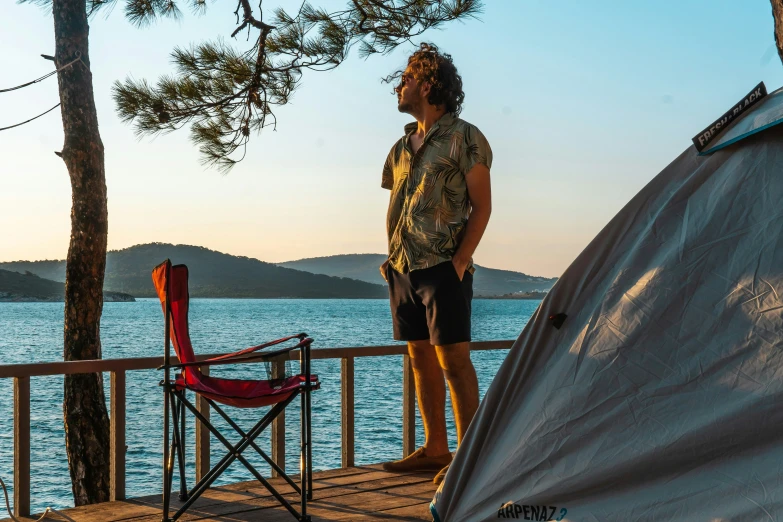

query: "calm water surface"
xmin=0 ymin=298 xmax=539 ymax=512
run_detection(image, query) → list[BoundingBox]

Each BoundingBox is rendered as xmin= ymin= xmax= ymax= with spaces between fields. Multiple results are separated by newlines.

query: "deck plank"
xmin=0 ymin=466 xmax=439 ymax=522
xmin=184 ymin=475 xmax=435 ymax=520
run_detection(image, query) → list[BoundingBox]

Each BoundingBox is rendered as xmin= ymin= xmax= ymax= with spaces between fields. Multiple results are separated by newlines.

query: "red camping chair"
xmin=152 ymin=260 xmax=319 ymax=522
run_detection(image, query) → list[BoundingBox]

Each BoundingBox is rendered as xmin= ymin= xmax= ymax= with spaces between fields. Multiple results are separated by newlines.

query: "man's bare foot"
xmin=433 ymin=463 xmax=450 ymax=484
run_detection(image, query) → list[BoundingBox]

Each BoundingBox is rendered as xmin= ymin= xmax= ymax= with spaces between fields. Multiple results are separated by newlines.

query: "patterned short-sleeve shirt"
xmin=382 ymin=113 xmax=492 ymax=274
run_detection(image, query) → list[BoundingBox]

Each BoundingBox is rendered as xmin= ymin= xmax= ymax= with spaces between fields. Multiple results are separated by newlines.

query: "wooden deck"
xmin=2 ymin=465 xmax=438 ymax=521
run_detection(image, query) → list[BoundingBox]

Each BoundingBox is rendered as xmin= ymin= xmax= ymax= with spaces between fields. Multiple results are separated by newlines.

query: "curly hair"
xmin=385 ymin=43 xmax=465 ymax=116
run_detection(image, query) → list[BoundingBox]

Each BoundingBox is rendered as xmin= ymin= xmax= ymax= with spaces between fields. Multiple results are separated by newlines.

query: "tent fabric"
xmin=703 ymin=86 xmax=783 ymax=155
xmin=431 ymin=97 xmax=783 ymax=521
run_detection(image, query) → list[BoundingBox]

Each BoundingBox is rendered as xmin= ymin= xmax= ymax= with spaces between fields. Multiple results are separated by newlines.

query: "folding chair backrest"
xmin=152 ymin=260 xmax=197 ymax=367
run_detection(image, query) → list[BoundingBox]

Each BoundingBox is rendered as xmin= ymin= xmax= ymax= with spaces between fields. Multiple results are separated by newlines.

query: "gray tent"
xmin=431 ymin=86 xmax=783 ymax=522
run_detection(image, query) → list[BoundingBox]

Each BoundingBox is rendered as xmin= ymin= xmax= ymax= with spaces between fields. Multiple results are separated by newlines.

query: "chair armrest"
xmin=204 ymin=333 xmax=308 ymax=363
xmin=158 ymin=334 xmax=311 ymax=370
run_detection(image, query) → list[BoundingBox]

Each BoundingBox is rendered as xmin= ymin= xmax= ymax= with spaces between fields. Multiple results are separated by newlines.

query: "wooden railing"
xmin=0 ymin=340 xmax=513 ymax=517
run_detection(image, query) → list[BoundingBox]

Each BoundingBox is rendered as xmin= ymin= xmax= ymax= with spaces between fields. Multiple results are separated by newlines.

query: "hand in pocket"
xmin=451 ymin=258 xmax=468 ymax=282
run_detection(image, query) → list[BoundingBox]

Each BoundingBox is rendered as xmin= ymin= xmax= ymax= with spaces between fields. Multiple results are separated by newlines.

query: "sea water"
xmin=0 ymin=298 xmax=540 ymax=512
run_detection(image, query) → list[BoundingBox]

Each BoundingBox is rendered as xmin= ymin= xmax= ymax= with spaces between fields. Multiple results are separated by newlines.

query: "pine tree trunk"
xmin=52 ymin=0 xmax=111 ymax=506
xmin=773 ymin=0 xmax=783 ymax=66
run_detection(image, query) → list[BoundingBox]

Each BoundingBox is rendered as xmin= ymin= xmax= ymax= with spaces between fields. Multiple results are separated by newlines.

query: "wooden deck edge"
xmin=0 ymin=464 xmax=439 ymax=522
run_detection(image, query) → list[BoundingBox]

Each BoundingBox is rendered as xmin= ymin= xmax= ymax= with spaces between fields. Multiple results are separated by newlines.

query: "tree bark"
xmin=773 ymin=0 xmax=783 ymax=66
xmin=52 ymin=0 xmax=111 ymax=506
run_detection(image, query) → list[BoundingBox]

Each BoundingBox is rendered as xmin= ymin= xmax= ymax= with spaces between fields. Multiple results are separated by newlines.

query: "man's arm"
xmin=452 ymin=162 xmax=491 ymax=280
xmin=380 ymin=145 xmax=397 ymax=281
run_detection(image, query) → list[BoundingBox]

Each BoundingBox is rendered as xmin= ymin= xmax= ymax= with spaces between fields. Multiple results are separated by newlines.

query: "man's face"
xmin=395 ymin=66 xmax=426 ymax=115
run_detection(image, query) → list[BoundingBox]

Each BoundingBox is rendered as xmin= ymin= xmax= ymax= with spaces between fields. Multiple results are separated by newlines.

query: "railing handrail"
xmin=3 ymin=339 xmax=515 ymax=517
xmin=0 ymin=340 xmax=515 ymax=379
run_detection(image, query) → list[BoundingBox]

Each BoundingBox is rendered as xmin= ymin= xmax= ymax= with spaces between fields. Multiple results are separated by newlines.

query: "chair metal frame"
xmin=155 ymin=260 xmax=315 ymax=522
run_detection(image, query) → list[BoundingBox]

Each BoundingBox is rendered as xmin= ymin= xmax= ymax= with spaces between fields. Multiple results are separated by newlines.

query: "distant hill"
xmin=0 ymin=244 xmax=388 ymax=299
xmin=0 ymin=260 xmax=66 ymax=283
xmin=0 ymin=269 xmax=134 ymax=302
xmin=279 ymin=254 xmax=557 ymax=297
xmin=2 ymin=245 xmax=556 ymax=299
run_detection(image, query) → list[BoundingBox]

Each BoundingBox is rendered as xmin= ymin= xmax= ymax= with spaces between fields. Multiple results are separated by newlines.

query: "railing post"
xmin=110 ymin=370 xmax=126 ymax=501
xmin=271 ymin=358 xmax=285 ymax=477
xmin=195 ymin=366 xmax=210 ymax=483
xmin=341 ymin=357 xmax=355 ymax=468
xmin=13 ymin=376 xmax=30 ymax=518
xmin=402 ymin=354 xmax=416 ymax=458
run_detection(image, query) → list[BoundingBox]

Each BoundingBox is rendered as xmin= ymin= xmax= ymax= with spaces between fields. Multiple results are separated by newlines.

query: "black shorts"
xmin=387 ymin=261 xmax=473 ymax=346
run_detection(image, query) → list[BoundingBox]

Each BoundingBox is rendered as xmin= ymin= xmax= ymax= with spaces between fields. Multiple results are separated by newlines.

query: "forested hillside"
xmin=1 ymin=244 xmax=387 ymax=299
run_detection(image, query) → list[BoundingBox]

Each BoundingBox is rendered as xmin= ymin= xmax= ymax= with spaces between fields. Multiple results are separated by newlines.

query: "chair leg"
xmin=162 ymin=387 xmax=182 ymax=521
xmin=165 ymin=429 xmax=178 ymax=519
xmin=300 ymin=390 xmax=310 ymax=521
xmin=178 ymin=394 xmax=188 ymax=500
xmin=170 ymin=392 xmax=188 ymax=501
xmin=162 ymin=384 xmax=172 ymax=522
xmin=209 ymin=399 xmax=301 ymax=495
xmin=174 ymin=394 xmax=304 ymax=522
xmin=306 ymin=385 xmax=313 ymax=501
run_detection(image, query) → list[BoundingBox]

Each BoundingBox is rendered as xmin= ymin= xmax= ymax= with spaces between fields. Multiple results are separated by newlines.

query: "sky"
xmin=1 ymin=1 xmax=782 ymax=278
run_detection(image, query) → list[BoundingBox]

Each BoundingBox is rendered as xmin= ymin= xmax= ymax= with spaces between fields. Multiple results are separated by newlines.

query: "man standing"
xmin=380 ymin=43 xmax=492 ymax=485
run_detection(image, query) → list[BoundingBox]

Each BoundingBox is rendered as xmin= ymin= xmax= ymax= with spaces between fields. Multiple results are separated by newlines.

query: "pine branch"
xmin=113 ymin=0 xmax=484 ymax=171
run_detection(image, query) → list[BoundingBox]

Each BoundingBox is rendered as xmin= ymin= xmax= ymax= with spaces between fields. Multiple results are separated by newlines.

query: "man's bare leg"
xmin=408 ymin=340 xmax=450 ymax=455
xmin=435 ymin=342 xmax=479 ymax=445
